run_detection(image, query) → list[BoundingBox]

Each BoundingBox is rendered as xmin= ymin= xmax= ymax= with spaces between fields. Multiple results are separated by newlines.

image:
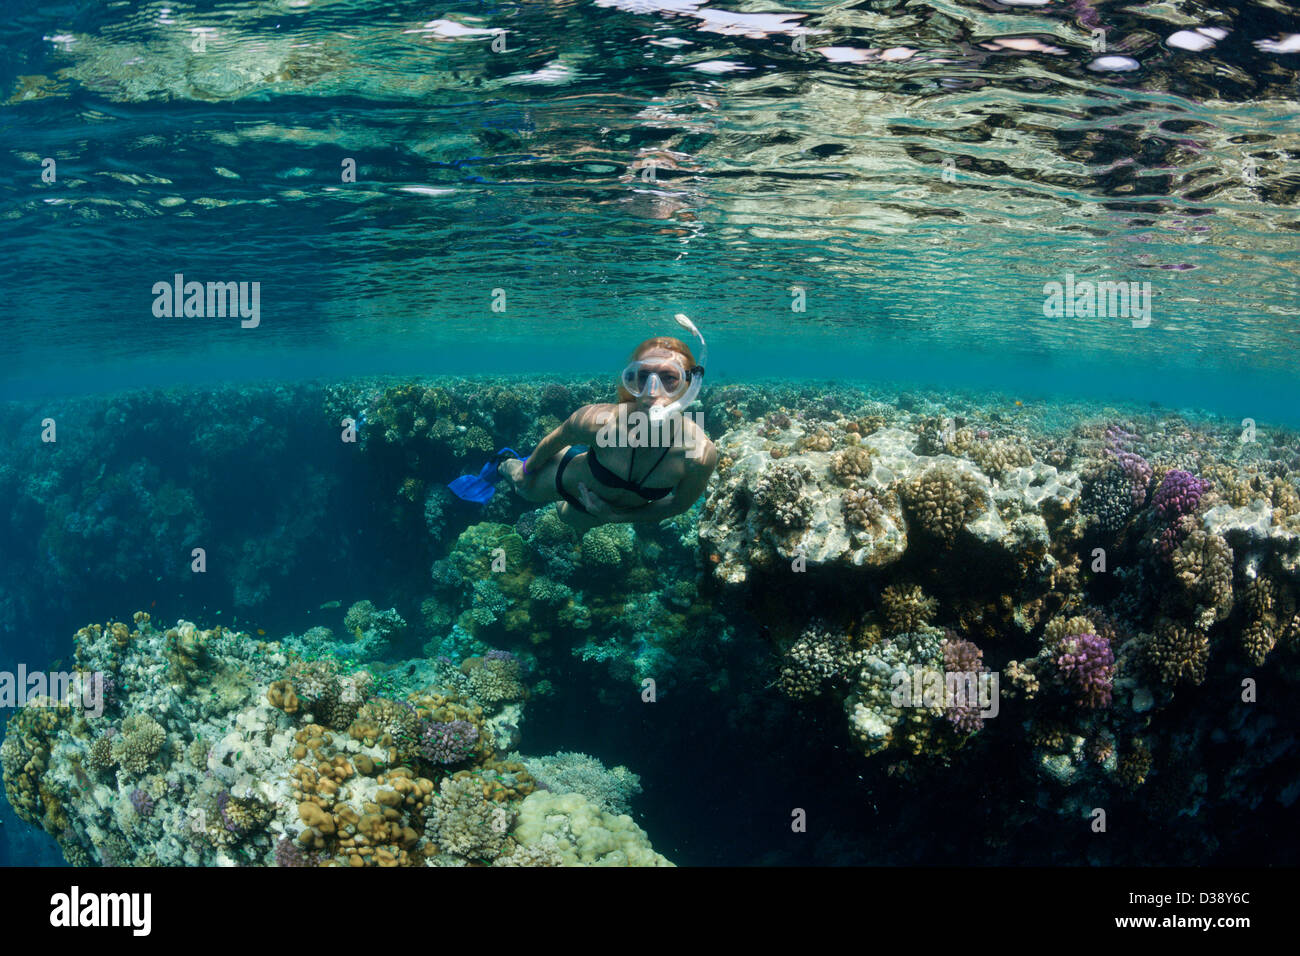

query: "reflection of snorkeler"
xmin=499 ymin=315 xmax=717 ymax=532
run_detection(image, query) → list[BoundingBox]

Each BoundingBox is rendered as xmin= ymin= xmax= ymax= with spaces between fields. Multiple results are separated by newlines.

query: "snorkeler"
xmin=494 ymin=314 xmax=718 ymax=532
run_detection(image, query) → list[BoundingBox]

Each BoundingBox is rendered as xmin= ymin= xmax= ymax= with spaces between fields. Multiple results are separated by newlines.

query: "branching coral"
xmin=940 ymin=635 xmax=987 ymax=733
xmin=1151 ymin=469 xmax=1211 ymax=555
xmin=752 ymin=461 xmax=815 ymax=530
xmin=112 ymin=713 xmax=166 ymax=775
xmin=880 ymin=584 xmax=938 ymax=635
xmin=349 ymin=697 xmax=422 ymax=763
xmin=970 ymin=437 xmax=1032 ymax=478
xmin=830 ymin=446 xmax=873 ymax=486
xmin=1081 ymin=467 xmax=1134 ymax=535
xmin=842 ymin=487 xmax=888 ymax=529
xmin=579 ymin=523 xmax=635 ymax=570
xmin=461 ymin=653 xmax=526 ymax=705
xmin=901 ymin=463 xmax=985 ymax=546
xmin=1145 ymin=618 xmax=1210 ymax=687
xmin=519 ymin=751 xmax=643 ymax=816
xmin=1238 ymin=575 xmax=1298 ymax=666
xmin=777 ymin=623 xmax=866 ymax=699
xmin=1104 ymin=425 xmax=1153 ymax=508
xmin=1169 ymin=529 xmax=1233 ymax=623
xmin=419 ymin=720 xmax=480 ymax=765
xmin=1051 ymin=632 xmax=1114 ymax=709
xmin=284 ymin=658 xmax=372 ymax=729
xmin=426 ymin=775 xmax=513 ymax=860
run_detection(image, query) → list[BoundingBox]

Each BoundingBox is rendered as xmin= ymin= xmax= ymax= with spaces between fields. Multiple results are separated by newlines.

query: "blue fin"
xmin=448 ymin=448 xmax=521 ymax=504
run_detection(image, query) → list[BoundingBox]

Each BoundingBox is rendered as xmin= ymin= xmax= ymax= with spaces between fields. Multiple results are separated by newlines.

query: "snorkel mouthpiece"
xmin=649 ymin=313 xmax=708 ymax=422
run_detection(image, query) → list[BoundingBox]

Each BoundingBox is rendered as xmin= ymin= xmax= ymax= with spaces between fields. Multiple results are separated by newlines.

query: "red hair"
xmin=616 ymin=337 xmax=698 ymax=403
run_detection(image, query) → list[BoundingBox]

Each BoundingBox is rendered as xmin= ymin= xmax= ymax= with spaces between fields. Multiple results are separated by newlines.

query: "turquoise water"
xmin=2 ymin=0 xmax=1299 ymax=867
xmin=3 ymin=0 xmax=1298 ymax=418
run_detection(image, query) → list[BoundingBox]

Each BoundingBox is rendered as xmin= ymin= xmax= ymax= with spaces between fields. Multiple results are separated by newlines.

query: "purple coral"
xmin=129 ymin=788 xmax=154 ymax=817
xmin=485 ymin=649 xmax=518 ymax=663
xmin=1151 ymin=469 xmax=1210 ymax=521
xmin=274 ymin=836 xmax=319 ymax=867
xmin=215 ymin=789 xmax=244 ymax=835
xmin=1151 ymin=469 xmax=1210 ymax=555
xmin=419 ymin=719 xmax=479 ymax=764
xmin=941 ymin=635 xmax=987 ymax=734
xmin=1104 ymin=425 xmax=1153 ymax=508
xmin=82 ymin=672 xmax=119 ymax=716
xmin=1053 ymin=633 xmax=1114 ymax=708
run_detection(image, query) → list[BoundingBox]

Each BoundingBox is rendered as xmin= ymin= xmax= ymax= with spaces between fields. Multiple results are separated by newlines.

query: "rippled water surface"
xmin=1 ymin=0 xmax=1298 ymax=414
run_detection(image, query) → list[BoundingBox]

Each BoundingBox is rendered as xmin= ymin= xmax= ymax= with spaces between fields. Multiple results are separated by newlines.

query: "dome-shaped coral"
xmin=752 ymin=461 xmax=815 ymax=530
xmin=901 ymin=463 xmax=985 ymax=546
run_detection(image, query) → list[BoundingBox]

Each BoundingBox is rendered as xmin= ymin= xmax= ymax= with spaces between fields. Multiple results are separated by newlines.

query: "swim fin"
xmin=448 ymin=447 xmax=521 ymax=504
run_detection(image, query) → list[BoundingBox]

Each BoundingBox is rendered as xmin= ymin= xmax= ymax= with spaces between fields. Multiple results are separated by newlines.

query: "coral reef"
xmin=4 ymin=376 xmax=1299 ymax=866
xmin=1 ymin=613 xmax=671 ymax=866
xmin=902 ymin=463 xmax=988 ymax=546
xmin=515 ymin=751 xmax=643 ymax=815
xmin=510 ymin=791 xmax=672 ymax=866
xmin=776 ymin=622 xmax=866 ymax=700
xmin=1051 ymin=632 xmax=1114 ymax=709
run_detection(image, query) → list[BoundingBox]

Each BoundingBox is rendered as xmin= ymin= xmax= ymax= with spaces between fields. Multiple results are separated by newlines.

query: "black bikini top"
xmin=587 ymin=445 xmax=673 ymax=501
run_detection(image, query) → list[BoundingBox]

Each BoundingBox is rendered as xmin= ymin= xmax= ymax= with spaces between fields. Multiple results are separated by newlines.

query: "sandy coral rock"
xmin=1203 ymin=501 xmax=1300 ymax=578
xmin=512 ymin=790 xmax=672 ymax=866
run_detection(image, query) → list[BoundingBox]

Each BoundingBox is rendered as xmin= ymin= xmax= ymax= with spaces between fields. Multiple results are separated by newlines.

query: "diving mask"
xmin=619 ymin=314 xmax=709 ymax=422
xmin=621 ymin=357 xmax=691 ymax=400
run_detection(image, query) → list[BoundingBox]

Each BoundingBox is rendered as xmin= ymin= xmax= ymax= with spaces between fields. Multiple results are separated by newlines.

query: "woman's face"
xmin=629 ymin=349 xmax=685 ymax=407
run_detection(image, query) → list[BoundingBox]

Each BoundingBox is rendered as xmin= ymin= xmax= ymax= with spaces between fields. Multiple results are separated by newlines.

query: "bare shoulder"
xmin=565 ymin=403 xmax=618 ymax=441
xmin=680 ymin=419 xmax=717 ymax=477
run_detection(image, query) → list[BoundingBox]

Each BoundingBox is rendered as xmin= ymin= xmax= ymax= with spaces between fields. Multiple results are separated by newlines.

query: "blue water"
xmin=2 ymin=0 xmax=1298 ymax=419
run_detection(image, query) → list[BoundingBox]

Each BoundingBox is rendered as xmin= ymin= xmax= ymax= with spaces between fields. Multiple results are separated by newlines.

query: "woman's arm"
xmin=523 ymin=404 xmax=610 ymax=473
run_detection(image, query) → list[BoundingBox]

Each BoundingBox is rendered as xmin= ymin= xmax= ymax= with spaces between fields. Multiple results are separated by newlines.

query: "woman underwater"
xmin=498 ymin=315 xmax=717 ymax=532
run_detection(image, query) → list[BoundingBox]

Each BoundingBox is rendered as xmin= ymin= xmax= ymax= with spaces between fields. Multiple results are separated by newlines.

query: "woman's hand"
xmin=577 ymin=482 xmax=622 ymax=520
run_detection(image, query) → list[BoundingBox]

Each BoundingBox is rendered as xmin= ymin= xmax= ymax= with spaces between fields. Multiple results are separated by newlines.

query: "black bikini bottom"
xmin=555 ymin=444 xmax=590 ymax=515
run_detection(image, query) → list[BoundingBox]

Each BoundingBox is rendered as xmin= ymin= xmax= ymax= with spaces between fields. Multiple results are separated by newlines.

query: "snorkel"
xmin=647 ymin=313 xmax=708 ymax=423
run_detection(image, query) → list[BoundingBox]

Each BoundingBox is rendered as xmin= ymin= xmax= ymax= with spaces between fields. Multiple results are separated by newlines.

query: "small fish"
xmin=257 ymin=628 xmax=266 ymax=636
xmin=1014 ymin=400 xmax=1023 ymax=407
xmin=320 ymin=600 xmax=342 ymax=610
